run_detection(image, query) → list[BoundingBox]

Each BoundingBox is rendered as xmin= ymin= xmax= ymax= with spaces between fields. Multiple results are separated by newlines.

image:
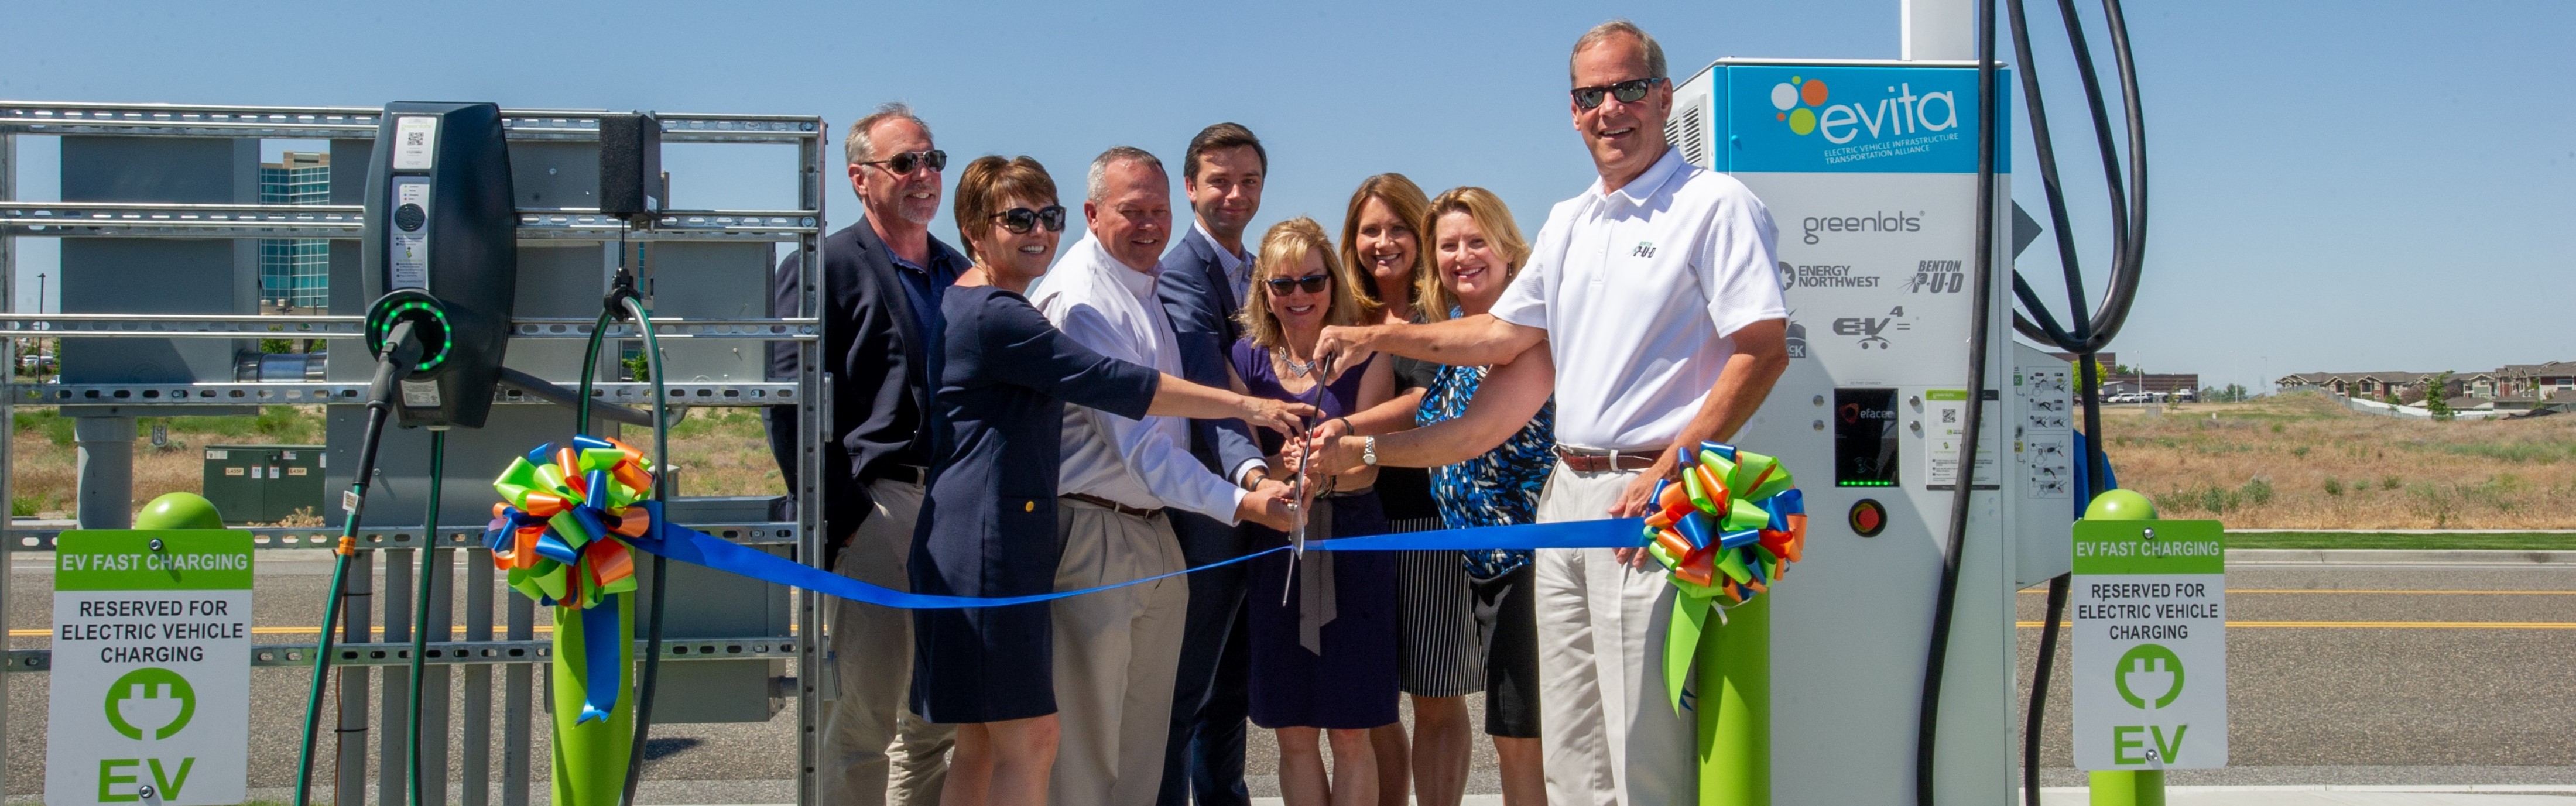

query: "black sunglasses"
xmin=1570 ymin=77 xmax=1664 ymax=111
xmin=860 ymin=149 xmax=947 ymax=174
xmin=1264 ymin=274 xmax=1332 ymax=296
xmin=992 ymin=205 xmax=1067 ymax=234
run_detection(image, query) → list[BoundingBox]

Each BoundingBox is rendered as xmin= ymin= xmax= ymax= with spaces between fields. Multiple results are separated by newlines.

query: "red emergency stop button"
xmin=1849 ymin=499 xmax=1888 ymax=537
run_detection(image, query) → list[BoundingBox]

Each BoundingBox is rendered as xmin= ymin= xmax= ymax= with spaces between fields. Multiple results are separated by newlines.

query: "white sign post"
xmin=2072 ymin=519 xmax=2226 ymax=771
xmin=46 ymin=530 xmax=254 ymax=806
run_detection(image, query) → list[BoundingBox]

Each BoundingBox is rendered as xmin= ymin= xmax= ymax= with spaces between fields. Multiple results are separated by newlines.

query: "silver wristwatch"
xmin=1361 ymin=436 xmax=1378 ymax=467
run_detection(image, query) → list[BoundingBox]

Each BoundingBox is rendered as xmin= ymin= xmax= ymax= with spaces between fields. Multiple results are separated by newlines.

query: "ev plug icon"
xmin=104 ymin=667 xmax=198 ymax=742
xmin=2113 ymin=644 xmax=2186 ymax=710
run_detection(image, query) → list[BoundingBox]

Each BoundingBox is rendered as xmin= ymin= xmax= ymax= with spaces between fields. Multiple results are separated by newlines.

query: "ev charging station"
xmin=0 ymin=100 xmax=829 ymax=806
xmin=1671 ymin=40 xmax=2077 ymax=806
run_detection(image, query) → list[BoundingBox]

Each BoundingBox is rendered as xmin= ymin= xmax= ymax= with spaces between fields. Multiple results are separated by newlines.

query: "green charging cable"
xmin=404 ymin=428 xmax=448 ymax=806
xmin=292 ymin=315 xmax=422 ymax=806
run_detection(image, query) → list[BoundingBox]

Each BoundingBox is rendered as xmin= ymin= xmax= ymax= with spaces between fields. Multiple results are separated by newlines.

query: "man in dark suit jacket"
xmin=763 ymin=103 xmax=960 ymax=806
xmin=1153 ymin=123 xmax=1272 ymax=806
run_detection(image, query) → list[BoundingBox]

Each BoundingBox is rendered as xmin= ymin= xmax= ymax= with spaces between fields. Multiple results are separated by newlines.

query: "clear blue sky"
xmin=5 ymin=0 xmax=2570 ymax=391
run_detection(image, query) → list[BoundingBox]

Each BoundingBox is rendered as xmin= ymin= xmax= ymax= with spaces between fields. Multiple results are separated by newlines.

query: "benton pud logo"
xmin=1769 ymin=76 xmax=1961 ymax=145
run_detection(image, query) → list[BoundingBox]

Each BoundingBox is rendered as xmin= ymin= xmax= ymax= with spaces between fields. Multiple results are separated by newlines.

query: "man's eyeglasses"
xmin=1570 ymin=77 xmax=1664 ymax=111
xmin=860 ymin=149 xmax=947 ymax=174
xmin=1264 ymin=274 xmax=1332 ymax=296
xmin=992 ymin=205 xmax=1067 ymax=234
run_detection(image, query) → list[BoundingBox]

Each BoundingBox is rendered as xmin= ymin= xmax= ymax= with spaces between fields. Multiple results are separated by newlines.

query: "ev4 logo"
xmin=1831 ymin=317 xmax=1888 ymax=337
xmin=1831 ymin=306 xmax=1912 ymax=351
xmin=1632 ymin=241 xmax=1657 ymax=258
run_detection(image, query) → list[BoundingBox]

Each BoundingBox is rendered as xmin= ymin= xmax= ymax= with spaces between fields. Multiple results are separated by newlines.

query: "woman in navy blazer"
xmin=910 ymin=155 xmax=1316 ymax=806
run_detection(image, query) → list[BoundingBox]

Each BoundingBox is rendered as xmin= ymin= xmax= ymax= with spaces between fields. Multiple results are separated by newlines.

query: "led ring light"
xmin=365 ymin=289 xmax=455 ymax=374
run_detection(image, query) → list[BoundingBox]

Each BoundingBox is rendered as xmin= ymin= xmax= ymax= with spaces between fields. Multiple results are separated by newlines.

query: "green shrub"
xmin=2382 ymin=475 xmax=2402 ymax=491
xmin=12 ymin=495 xmax=40 ymax=517
xmin=2323 ymin=476 xmax=2345 ymax=497
xmin=2240 ymin=477 xmax=2274 ymax=506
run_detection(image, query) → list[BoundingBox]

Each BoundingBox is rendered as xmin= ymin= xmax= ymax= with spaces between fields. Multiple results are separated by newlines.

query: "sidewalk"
xmin=188 ymin=781 xmax=2576 ymax=806
xmin=2036 ymin=787 xmax=2576 ymax=805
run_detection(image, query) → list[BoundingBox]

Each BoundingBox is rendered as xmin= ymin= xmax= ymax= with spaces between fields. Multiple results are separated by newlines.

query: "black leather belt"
xmin=1061 ymin=493 xmax=1161 ymax=519
xmin=872 ymin=464 xmax=929 ymax=485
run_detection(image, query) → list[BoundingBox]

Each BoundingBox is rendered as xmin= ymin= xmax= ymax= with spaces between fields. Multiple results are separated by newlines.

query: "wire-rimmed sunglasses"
xmin=991 ymin=205 xmax=1067 ymax=234
xmin=1263 ymin=274 xmax=1332 ymax=296
xmin=859 ymin=149 xmax=947 ymax=174
xmin=1570 ymin=77 xmax=1664 ymax=111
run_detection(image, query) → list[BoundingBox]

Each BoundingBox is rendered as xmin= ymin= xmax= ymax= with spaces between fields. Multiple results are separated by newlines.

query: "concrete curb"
xmin=2229 ymin=548 xmax=2576 ymax=565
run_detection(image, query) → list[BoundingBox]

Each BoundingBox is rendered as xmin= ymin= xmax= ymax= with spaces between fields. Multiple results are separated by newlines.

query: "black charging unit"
xmin=362 ymin=101 xmax=518 ymax=429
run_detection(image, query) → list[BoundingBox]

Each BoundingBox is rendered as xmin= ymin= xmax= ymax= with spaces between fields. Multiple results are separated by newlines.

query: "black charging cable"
xmin=292 ymin=317 xmax=421 ymax=806
xmin=1913 ymin=0 xmax=2152 ymax=803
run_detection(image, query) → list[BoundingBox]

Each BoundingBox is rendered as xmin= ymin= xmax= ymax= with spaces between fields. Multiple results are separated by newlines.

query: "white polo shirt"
xmin=1032 ymin=233 xmax=1249 ymax=523
xmin=1489 ymin=146 xmax=1788 ymax=451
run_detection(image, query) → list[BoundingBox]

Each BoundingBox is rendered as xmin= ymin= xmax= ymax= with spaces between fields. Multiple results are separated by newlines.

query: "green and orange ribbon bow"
xmin=482 ymin=434 xmax=657 ymax=723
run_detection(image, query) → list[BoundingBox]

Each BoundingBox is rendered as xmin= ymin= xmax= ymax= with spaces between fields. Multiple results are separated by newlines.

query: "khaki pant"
xmin=1050 ymin=499 xmax=1190 ymax=806
xmin=822 ymin=479 xmax=957 ymax=806
xmin=1534 ymin=462 xmax=1695 ymax=805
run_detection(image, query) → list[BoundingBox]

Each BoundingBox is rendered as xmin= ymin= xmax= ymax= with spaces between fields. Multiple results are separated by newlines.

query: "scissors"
xmin=1283 ymin=355 xmax=1332 ymax=605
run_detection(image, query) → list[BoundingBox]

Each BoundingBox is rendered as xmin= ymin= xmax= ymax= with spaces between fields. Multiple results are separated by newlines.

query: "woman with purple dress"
xmin=1229 ymin=217 xmax=1399 ymax=806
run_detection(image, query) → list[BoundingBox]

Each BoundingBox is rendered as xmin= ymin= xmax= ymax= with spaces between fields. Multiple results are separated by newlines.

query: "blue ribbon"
xmin=577 ymin=595 xmax=622 ymax=724
xmin=628 ymin=502 xmax=1643 ymax=610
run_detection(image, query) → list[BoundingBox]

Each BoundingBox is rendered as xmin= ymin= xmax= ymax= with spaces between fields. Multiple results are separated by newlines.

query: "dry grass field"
xmin=11 ymin=392 xmax=2570 ymax=530
xmin=2102 ymin=392 xmax=2576 ymax=529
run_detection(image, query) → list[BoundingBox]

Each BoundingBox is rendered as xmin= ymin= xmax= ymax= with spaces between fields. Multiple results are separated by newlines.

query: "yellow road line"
xmin=2017 ymin=620 xmax=2576 ymax=630
xmin=23 ymin=620 xmax=2574 ymax=636
xmin=13 ymin=626 xmax=557 ymax=637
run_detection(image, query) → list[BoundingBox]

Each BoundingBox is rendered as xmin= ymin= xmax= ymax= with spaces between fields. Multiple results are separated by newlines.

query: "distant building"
xmin=2497 ymin=362 xmax=2576 ymax=398
xmin=259 ymin=152 xmax=330 ymax=310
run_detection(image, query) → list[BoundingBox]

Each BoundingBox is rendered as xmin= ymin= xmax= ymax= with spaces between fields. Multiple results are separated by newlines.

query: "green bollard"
xmin=1697 ymin=593 xmax=1770 ymax=805
xmin=136 ymin=492 xmax=225 ymax=530
xmin=550 ymin=594 xmax=636 ymax=806
xmin=2084 ymin=489 xmax=2163 ymax=806
xmin=2088 ymin=770 xmax=2164 ymax=806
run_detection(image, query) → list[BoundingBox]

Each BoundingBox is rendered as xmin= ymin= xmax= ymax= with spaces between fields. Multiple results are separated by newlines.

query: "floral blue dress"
xmin=1416 ymin=361 xmax=1556 ymax=579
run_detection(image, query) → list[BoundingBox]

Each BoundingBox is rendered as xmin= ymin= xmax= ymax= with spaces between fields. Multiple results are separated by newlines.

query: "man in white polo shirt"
xmin=1308 ymin=19 xmax=1789 ymax=805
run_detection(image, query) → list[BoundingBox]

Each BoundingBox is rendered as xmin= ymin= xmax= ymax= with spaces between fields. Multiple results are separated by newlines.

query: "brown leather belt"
xmin=1553 ymin=446 xmax=1665 ymax=473
xmin=1061 ymin=493 xmax=1162 ymax=519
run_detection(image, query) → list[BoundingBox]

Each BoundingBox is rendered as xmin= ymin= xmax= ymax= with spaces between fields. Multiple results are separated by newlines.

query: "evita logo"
xmin=1770 ymin=77 xmax=1960 ymax=145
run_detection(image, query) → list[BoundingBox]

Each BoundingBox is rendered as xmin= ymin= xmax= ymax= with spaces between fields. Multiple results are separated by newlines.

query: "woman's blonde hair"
xmin=951 ymin=154 xmax=1056 ymax=263
xmin=1418 ymin=187 xmax=1532 ymax=321
xmin=1239 ymin=217 xmax=1370 ymax=350
xmin=1337 ymin=173 xmax=1436 ymax=321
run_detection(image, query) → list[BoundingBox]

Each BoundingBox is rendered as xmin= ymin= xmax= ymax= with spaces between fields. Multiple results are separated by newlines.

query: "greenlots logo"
xmin=1632 ymin=241 xmax=1656 ymax=258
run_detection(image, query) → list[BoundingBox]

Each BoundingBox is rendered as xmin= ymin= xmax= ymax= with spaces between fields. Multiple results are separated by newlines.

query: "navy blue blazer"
xmin=765 ymin=219 xmax=969 ymax=555
xmin=1156 ymin=227 xmax=1269 ymax=551
xmin=910 ymin=285 xmax=1162 ymax=723
xmin=1157 ymin=228 xmax=1266 ymax=481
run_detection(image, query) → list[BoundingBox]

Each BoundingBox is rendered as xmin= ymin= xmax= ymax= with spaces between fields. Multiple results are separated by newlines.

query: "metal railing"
xmin=0 ymin=101 xmax=831 ymax=806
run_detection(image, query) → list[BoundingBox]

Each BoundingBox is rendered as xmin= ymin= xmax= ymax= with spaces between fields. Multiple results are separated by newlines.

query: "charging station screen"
xmin=1834 ymin=387 xmax=1900 ymax=487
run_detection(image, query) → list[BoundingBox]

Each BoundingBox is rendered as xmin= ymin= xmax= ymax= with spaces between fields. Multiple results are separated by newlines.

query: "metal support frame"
xmin=0 ymin=100 xmax=827 ymax=806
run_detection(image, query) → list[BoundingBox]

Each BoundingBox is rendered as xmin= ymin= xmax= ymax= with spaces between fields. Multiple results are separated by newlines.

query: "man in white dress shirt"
xmin=1308 ymin=20 xmax=1791 ymax=805
xmin=1030 ymin=145 xmax=1296 ymax=805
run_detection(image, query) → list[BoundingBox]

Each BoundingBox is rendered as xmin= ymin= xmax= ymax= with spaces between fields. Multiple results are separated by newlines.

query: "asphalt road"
xmin=10 ymin=553 xmax=2576 ymax=801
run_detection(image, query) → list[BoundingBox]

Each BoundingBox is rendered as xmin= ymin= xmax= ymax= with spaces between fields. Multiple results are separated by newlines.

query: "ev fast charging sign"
xmin=47 ymin=531 xmax=253 ymax=806
xmin=2071 ymin=520 xmax=2227 ymax=770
